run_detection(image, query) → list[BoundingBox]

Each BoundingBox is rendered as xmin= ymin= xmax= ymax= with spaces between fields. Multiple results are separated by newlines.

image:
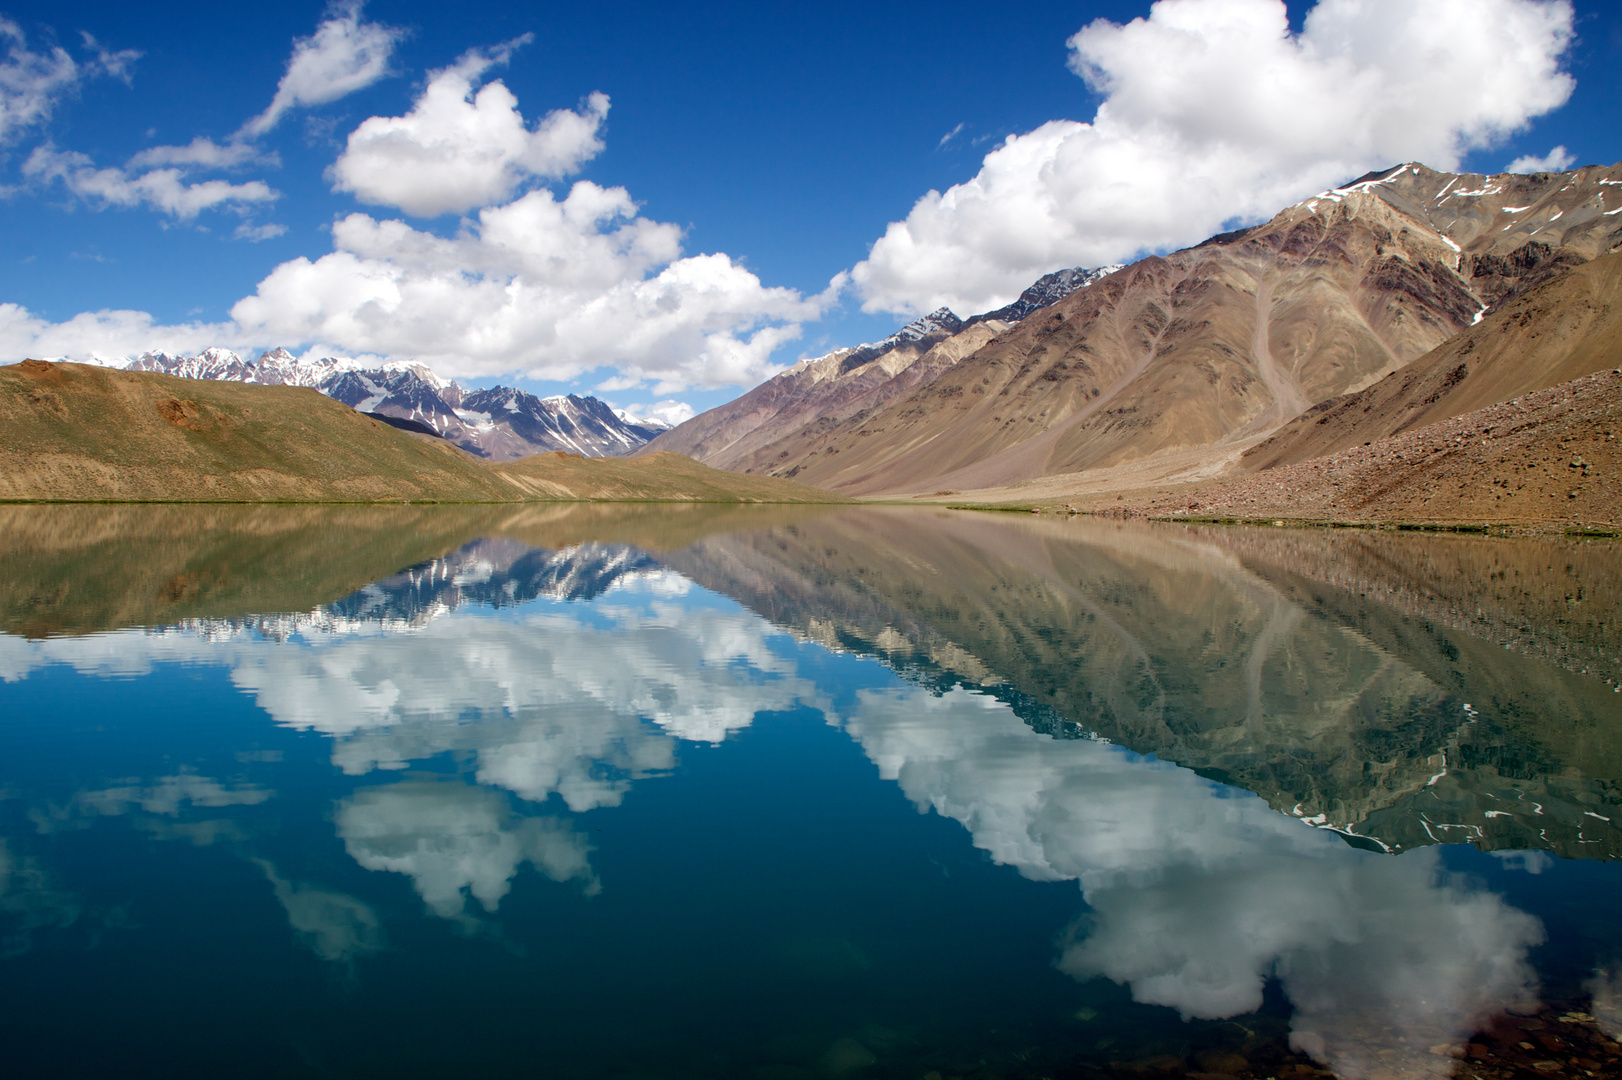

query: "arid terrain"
xmin=1117 ymin=367 xmax=1622 ymax=528
xmin=928 ymin=244 xmax=1622 ymax=527
xmin=644 ymin=162 xmax=1622 ymax=522
xmin=0 ymin=360 xmax=837 ymax=504
xmin=1244 ymin=249 xmax=1622 ymax=470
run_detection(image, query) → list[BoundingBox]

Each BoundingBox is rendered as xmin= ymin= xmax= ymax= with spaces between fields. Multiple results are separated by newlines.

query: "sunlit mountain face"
xmin=1 ymin=505 xmax=1618 ymax=1080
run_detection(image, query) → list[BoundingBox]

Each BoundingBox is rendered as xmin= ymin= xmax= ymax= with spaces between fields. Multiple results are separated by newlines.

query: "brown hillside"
xmin=1244 ymin=248 xmax=1622 ymax=470
xmin=637 ymin=322 xmax=1005 ymax=469
xmin=1125 ymin=367 xmax=1622 ymax=528
xmin=717 ymin=162 xmax=1622 ymax=497
xmin=0 ymin=361 xmax=836 ymax=504
xmin=489 ymin=450 xmax=843 ymax=503
xmin=787 ymin=195 xmax=1485 ymax=494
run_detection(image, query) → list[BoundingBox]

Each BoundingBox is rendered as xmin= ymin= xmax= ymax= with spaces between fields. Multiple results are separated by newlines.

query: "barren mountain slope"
xmin=781 ymin=195 xmax=1474 ymax=494
xmin=1347 ymin=162 xmax=1622 ymax=309
xmin=0 ymin=361 xmax=836 ymax=504
xmin=761 ymin=162 xmax=1622 ymax=496
xmin=1127 ymin=367 xmax=1622 ymax=527
xmin=638 ymin=267 xmax=1115 ymax=470
xmin=640 ymin=319 xmax=1006 ymax=471
xmin=717 ymin=323 xmax=1007 ymax=475
xmin=489 ymin=450 xmax=843 ymax=503
xmin=1244 ymin=248 xmax=1622 ymax=470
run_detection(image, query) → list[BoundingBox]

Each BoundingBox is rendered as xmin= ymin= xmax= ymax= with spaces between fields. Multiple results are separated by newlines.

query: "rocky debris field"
xmin=1451 ymin=1004 xmax=1622 ymax=1080
xmin=1118 ymin=369 xmax=1622 ymax=530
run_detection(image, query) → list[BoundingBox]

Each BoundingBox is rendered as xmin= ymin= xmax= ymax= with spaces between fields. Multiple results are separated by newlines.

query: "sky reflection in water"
xmin=0 ymin=508 xmax=1618 ymax=1080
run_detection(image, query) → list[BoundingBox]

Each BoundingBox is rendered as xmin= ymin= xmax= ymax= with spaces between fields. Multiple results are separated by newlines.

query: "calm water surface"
xmin=1 ymin=505 xmax=1618 ymax=1080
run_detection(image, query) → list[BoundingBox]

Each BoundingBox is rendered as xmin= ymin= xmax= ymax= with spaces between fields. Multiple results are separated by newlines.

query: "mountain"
xmin=1242 ymin=247 xmax=1622 ymax=470
xmin=1126 ymin=365 xmax=1622 ymax=527
xmin=635 ymin=265 xmax=1118 ymax=470
xmin=127 ymin=348 xmax=667 ymax=461
xmin=966 ymin=264 xmax=1124 ymax=325
xmin=0 ymin=360 xmax=841 ymax=504
xmin=652 ymin=161 xmax=1620 ymax=499
xmin=452 ymin=386 xmax=664 ymax=459
xmin=1104 ymin=246 xmax=1622 ymax=526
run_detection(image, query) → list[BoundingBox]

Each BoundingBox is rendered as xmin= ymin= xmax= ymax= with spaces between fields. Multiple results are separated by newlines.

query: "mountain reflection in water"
xmin=0 ymin=504 xmax=1617 ymax=1080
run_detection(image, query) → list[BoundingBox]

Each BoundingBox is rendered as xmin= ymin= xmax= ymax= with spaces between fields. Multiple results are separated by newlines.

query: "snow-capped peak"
xmin=891 ymin=307 xmax=965 ymax=344
xmin=614 ymin=408 xmax=671 ymax=430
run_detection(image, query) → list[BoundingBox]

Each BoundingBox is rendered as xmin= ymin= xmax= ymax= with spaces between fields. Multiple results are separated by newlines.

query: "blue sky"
xmin=1 ymin=0 xmax=1617 ymax=421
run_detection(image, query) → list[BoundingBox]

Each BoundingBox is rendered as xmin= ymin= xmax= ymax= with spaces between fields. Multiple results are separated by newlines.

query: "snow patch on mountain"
xmin=124 ymin=349 xmax=663 ymax=460
xmin=793 ymin=264 xmax=1119 ymax=379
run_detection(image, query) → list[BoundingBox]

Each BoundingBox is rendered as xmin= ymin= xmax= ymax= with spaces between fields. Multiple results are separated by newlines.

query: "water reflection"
xmin=845 ymin=684 xmax=1542 ymax=1079
xmin=662 ymin=509 xmax=1622 ymax=860
xmin=0 ymin=504 xmax=1618 ymax=1079
xmin=0 ymin=839 xmax=81 ymax=958
xmin=253 ymin=858 xmax=384 ymax=964
xmin=336 ymin=782 xmax=599 ymax=924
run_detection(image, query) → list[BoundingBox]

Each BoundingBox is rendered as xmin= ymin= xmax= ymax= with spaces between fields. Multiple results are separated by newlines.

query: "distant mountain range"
xmin=641 ymin=160 xmax=1622 ymax=500
xmin=126 ymin=348 xmax=668 ymax=461
xmin=0 ymin=359 xmax=836 ymax=504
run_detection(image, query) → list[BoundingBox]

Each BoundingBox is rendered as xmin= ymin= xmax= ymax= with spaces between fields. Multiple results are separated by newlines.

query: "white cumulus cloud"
xmin=851 ymin=0 xmax=1578 ymax=316
xmin=0 ymin=301 xmax=234 ymax=364
xmin=126 ymin=136 xmax=267 ymax=171
xmin=1506 ymin=144 xmax=1575 ymax=173
xmin=3 ymin=30 xmax=830 ymax=390
xmin=230 ymin=181 xmax=824 ymax=388
xmin=620 ymin=399 xmax=697 ymax=427
xmin=234 ymin=222 xmax=288 ymax=242
xmin=14 ymin=5 xmax=400 ymax=231
xmin=241 ymin=1 xmax=403 ymax=138
xmin=330 ymin=37 xmax=608 ymax=217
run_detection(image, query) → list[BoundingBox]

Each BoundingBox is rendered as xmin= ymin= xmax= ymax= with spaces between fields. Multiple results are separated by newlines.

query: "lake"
xmin=1 ymin=504 xmax=1618 ymax=1080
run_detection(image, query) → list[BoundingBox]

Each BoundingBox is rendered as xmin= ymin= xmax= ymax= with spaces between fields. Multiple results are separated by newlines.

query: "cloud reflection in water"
xmin=843 ymin=685 xmax=1544 ymax=1080
xmin=0 ymin=546 xmax=1557 ymax=1076
xmin=337 ymin=783 xmax=599 ymax=925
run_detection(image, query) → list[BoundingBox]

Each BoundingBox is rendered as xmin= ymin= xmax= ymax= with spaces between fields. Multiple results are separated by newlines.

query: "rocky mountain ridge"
xmin=649 ymin=161 xmax=1622 ymax=501
xmin=636 ymin=264 xmax=1120 ymax=470
xmin=126 ymin=348 xmax=667 ymax=461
